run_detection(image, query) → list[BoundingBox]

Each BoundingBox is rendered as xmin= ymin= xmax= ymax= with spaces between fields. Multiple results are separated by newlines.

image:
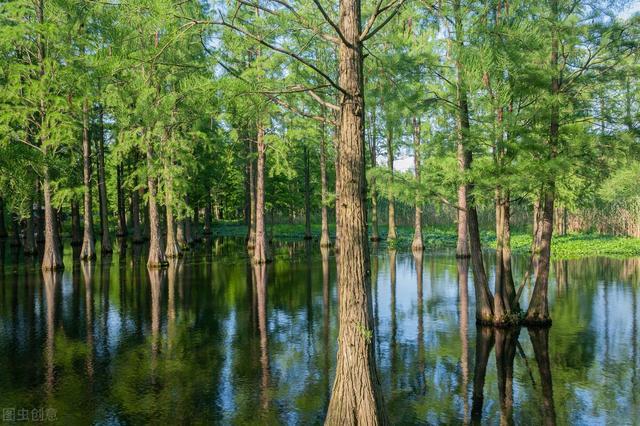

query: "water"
xmin=0 ymin=238 xmax=638 ymax=425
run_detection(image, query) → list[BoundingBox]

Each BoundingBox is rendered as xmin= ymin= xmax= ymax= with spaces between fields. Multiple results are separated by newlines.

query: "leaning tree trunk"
xmin=80 ymin=99 xmax=96 ymax=261
xmin=411 ymin=117 xmax=424 ymax=251
xmin=303 ymin=144 xmax=312 ymax=240
xmin=325 ymin=2 xmax=387 ymax=422
xmin=116 ymin=163 xmax=127 ymax=237
xmin=253 ymin=121 xmax=271 ymax=264
xmin=0 ymin=197 xmax=7 ymax=238
xmin=146 ymin=139 xmax=167 ymax=268
xmin=454 ymin=0 xmax=470 ymax=258
xmin=386 ymin=126 xmax=397 ymax=242
xmin=96 ymin=107 xmax=112 ymax=254
xmin=320 ymin=117 xmax=331 ymax=247
xmin=526 ymin=0 xmax=559 ymax=325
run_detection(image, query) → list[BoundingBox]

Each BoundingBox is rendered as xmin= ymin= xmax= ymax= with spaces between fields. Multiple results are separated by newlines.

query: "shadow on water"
xmin=0 ymin=237 xmax=639 ymax=424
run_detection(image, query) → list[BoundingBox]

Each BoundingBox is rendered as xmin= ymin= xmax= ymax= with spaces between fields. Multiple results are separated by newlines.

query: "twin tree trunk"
xmin=325 ymin=0 xmax=387 ymax=422
xmin=80 ymin=99 xmax=96 ymax=261
xmin=411 ymin=117 xmax=424 ymax=252
xmin=253 ymin=122 xmax=270 ymax=264
xmin=526 ymin=0 xmax=559 ymax=325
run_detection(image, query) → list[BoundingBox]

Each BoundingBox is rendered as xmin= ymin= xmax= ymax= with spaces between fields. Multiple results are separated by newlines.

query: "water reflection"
xmin=0 ymin=240 xmax=639 ymax=424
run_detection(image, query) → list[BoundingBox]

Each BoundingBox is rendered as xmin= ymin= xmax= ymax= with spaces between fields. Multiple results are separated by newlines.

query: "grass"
xmin=212 ymin=221 xmax=640 ymax=259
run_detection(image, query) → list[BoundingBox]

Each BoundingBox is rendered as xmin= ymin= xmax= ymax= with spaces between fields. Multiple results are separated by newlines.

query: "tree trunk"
xmin=325 ymin=3 xmax=387 ymax=422
xmin=304 ymin=144 xmax=312 ymax=240
xmin=71 ymin=200 xmax=82 ymax=246
xmin=10 ymin=213 xmax=21 ymax=247
xmin=41 ymin=169 xmax=63 ymax=270
xmin=454 ymin=0 xmax=470 ymax=258
xmin=204 ymin=194 xmax=212 ymax=235
xmin=334 ymin=120 xmax=341 ymax=253
xmin=502 ymin=194 xmax=517 ymax=310
xmin=96 ymin=106 xmax=112 ymax=254
xmin=320 ymin=117 xmax=331 ymax=247
xmin=386 ymin=126 xmax=396 ymax=242
xmin=526 ymin=0 xmax=559 ymax=325
xmin=116 ymin=163 xmax=127 ymax=237
xmin=164 ymin=162 xmax=181 ymax=258
xmin=146 ymin=140 xmax=167 ymax=268
xmin=80 ymin=99 xmax=96 ymax=261
xmin=130 ymin=184 xmax=143 ymax=244
xmin=24 ymin=203 xmax=36 ymax=255
xmin=411 ymin=117 xmax=424 ymax=251
xmin=192 ymin=206 xmax=200 ymax=242
xmin=177 ymin=220 xmax=187 ymax=249
xmin=247 ymin=131 xmax=256 ymax=249
xmin=253 ymin=121 xmax=271 ymax=264
xmin=369 ymin=106 xmax=380 ymax=242
xmin=0 ymin=197 xmax=7 ymax=238
xmin=184 ymin=198 xmax=193 ymax=246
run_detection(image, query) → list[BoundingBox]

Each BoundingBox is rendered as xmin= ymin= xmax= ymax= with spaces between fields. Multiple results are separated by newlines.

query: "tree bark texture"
xmin=97 ymin=107 xmax=112 ymax=254
xmin=80 ymin=99 xmax=96 ymax=261
xmin=253 ymin=122 xmax=270 ymax=264
xmin=411 ymin=117 xmax=424 ymax=251
xmin=146 ymin=140 xmax=167 ymax=268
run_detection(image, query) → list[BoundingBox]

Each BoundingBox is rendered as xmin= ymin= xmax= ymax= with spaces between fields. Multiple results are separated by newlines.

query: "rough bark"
xmin=116 ymin=163 xmax=128 ymax=237
xmin=334 ymin=120 xmax=341 ymax=253
xmin=71 ymin=200 xmax=82 ymax=246
xmin=253 ymin=122 xmax=271 ymax=264
xmin=96 ymin=106 xmax=112 ymax=254
xmin=41 ymin=170 xmax=64 ymax=270
xmin=146 ymin=140 xmax=168 ymax=268
xmin=325 ymin=2 xmax=387 ymax=422
xmin=386 ymin=126 xmax=396 ymax=242
xmin=80 ymin=99 xmax=96 ymax=261
xmin=303 ymin=144 xmax=312 ymax=240
xmin=454 ymin=0 xmax=470 ymax=258
xmin=468 ymin=182 xmax=494 ymax=324
xmin=320 ymin=117 xmax=331 ymax=247
xmin=411 ymin=117 xmax=424 ymax=251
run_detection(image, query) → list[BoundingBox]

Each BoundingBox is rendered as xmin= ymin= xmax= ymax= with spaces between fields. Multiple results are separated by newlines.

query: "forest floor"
xmin=212 ymin=222 xmax=640 ymax=259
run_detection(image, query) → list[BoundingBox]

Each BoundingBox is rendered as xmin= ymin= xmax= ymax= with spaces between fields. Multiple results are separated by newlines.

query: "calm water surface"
xmin=0 ymin=238 xmax=639 ymax=425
